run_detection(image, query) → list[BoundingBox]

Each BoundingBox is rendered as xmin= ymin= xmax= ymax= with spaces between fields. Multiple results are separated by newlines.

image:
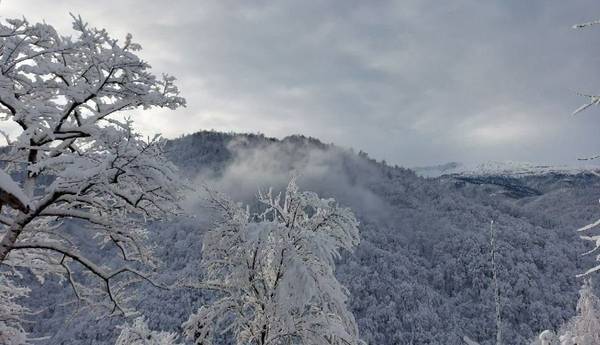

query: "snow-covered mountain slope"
xmin=24 ymin=131 xmax=600 ymax=345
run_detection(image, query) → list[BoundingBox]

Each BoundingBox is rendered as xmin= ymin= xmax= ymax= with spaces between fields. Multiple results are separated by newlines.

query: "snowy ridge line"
xmin=413 ymin=161 xmax=600 ymax=178
xmin=456 ymin=161 xmax=600 ymax=177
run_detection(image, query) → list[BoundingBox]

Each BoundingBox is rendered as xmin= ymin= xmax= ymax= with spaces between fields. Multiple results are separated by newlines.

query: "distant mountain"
xmin=412 ymin=161 xmax=463 ymax=177
xmin=415 ymin=160 xmax=600 ymax=199
xmin=25 ymin=131 xmax=600 ymax=345
xmin=414 ymin=160 xmax=600 ymax=178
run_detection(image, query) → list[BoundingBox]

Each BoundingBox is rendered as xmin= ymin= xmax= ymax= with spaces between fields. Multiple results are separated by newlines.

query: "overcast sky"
xmin=2 ymin=0 xmax=600 ymax=167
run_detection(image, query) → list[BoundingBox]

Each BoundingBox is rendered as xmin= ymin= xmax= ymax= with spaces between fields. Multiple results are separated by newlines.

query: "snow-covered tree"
xmin=531 ymin=281 xmax=600 ymax=345
xmin=528 ymin=18 xmax=600 ymax=345
xmin=490 ymin=220 xmax=502 ymax=345
xmin=115 ymin=317 xmax=181 ymax=345
xmin=572 ymin=19 xmax=600 ymax=276
xmin=572 ymin=19 xmax=600 ymax=117
xmin=0 ymin=14 xmax=185 ymax=314
xmin=558 ymin=280 xmax=600 ymax=345
xmin=183 ymin=178 xmax=362 ymax=345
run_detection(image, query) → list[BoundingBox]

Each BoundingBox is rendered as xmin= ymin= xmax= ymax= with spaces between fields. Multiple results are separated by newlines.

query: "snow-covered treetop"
xmin=0 ymin=15 xmax=184 ymax=123
xmin=183 ymin=178 xmax=362 ymax=345
xmin=255 ymin=177 xmax=360 ymax=264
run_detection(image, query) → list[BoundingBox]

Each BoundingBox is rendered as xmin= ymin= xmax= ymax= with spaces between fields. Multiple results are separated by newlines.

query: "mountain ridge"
xmin=414 ymin=160 xmax=600 ymax=178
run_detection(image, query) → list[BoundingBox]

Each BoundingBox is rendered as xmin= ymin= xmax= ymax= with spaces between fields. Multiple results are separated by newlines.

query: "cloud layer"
xmin=187 ymin=135 xmax=389 ymax=219
xmin=2 ymin=0 xmax=600 ymax=166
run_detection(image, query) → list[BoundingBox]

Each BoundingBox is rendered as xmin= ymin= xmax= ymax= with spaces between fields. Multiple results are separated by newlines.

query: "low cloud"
xmin=185 ymin=136 xmax=391 ymax=220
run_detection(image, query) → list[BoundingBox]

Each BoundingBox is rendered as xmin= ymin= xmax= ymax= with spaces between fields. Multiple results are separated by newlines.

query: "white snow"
xmin=0 ymin=169 xmax=29 ymax=211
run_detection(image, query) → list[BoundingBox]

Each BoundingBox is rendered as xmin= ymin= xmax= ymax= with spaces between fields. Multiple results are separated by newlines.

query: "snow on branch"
xmin=572 ymin=93 xmax=600 ymax=116
xmin=0 ymin=169 xmax=29 ymax=213
xmin=573 ymin=19 xmax=600 ymax=29
xmin=10 ymin=240 xmax=166 ymax=314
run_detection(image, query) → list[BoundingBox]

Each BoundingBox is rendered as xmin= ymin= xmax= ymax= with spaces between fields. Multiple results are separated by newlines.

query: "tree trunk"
xmin=260 ymin=324 xmax=267 ymax=345
xmin=490 ymin=220 xmax=502 ymax=345
xmin=0 ymin=146 xmax=38 ymax=263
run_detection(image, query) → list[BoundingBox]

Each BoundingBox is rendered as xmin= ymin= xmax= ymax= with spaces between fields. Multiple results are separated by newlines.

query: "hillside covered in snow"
xmin=24 ymin=131 xmax=600 ymax=345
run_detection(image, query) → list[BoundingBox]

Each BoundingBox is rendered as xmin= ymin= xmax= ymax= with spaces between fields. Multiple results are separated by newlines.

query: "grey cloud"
xmin=2 ymin=0 xmax=600 ymax=166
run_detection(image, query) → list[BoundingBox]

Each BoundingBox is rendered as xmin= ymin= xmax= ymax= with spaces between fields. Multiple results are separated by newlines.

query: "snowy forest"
xmin=2 ymin=4 xmax=600 ymax=345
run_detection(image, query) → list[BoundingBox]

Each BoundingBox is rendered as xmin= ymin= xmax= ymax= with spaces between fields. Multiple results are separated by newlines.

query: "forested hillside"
xmin=25 ymin=131 xmax=600 ymax=345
